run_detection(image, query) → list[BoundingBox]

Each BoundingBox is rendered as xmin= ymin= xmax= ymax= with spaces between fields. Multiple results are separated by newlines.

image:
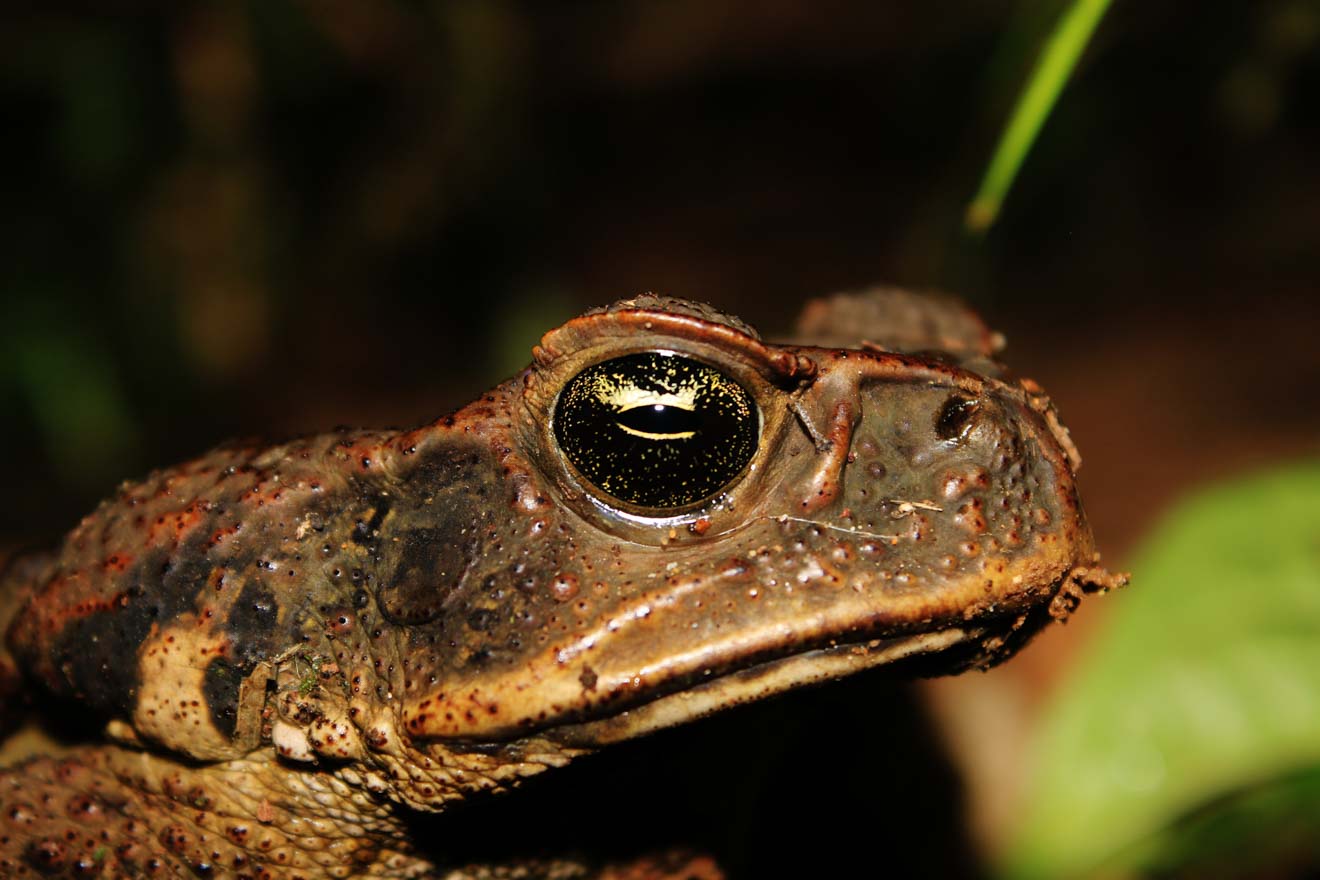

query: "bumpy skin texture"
xmin=0 ymin=291 xmax=1122 ymax=878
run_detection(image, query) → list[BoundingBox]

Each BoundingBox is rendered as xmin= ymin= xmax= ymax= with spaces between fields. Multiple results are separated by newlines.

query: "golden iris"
xmin=553 ymin=352 xmax=758 ymax=511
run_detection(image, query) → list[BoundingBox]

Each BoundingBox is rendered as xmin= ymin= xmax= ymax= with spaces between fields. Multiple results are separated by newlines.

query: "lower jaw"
xmin=544 ymin=625 xmax=981 ymax=749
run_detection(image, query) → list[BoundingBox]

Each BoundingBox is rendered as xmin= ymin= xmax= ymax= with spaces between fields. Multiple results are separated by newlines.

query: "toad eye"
xmin=553 ymin=352 xmax=759 ymax=512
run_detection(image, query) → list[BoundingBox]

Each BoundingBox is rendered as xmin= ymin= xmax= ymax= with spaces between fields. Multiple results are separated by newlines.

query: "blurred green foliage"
xmin=5 ymin=308 xmax=137 ymax=487
xmin=1004 ymin=460 xmax=1320 ymax=879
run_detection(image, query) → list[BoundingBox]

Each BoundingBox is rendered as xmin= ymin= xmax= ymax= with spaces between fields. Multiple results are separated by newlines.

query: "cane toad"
xmin=0 ymin=290 xmax=1122 ymax=878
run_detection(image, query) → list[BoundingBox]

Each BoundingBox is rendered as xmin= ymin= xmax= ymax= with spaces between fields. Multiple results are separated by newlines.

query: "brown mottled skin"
xmin=0 ymin=291 xmax=1123 ymax=878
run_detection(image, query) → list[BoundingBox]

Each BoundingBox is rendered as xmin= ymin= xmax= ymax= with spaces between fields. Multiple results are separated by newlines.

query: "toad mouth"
xmin=540 ymin=624 xmax=985 ymax=748
xmin=530 ymin=566 xmax=1103 ymax=749
xmin=415 ymin=557 xmax=1089 ymax=747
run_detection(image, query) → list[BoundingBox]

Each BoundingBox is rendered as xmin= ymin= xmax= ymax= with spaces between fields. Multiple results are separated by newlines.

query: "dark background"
xmin=3 ymin=2 xmax=1318 ymax=876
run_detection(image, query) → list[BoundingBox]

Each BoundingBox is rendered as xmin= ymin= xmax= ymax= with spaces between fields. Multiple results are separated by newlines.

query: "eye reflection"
xmin=614 ymin=403 xmax=700 ymax=440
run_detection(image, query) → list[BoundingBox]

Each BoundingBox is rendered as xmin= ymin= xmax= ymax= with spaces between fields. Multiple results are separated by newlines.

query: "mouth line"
xmin=538 ymin=624 xmax=984 ymax=748
xmin=419 ymin=559 xmax=1081 ymax=749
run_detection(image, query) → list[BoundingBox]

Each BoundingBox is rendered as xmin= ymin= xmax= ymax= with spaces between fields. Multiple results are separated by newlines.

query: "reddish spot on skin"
xmin=941 ymin=473 xmax=968 ymax=500
xmin=687 ymin=517 xmax=712 ymax=536
xmin=549 ymin=574 xmax=579 ymax=602
xmin=956 ymin=499 xmax=988 ymax=534
xmin=144 ymin=503 xmax=212 ymax=548
xmin=206 ymin=524 xmax=240 ymax=550
xmin=101 ymin=554 xmax=132 ymax=574
xmin=326 ymin=608 xmax=355 ymax=634
xmin=206 ymin=569 xmax=227 ymax=594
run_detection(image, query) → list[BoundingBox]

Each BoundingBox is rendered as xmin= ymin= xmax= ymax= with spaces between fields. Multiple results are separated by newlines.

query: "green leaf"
xmin=1002 ymin=460 xmax=1320 ymax=879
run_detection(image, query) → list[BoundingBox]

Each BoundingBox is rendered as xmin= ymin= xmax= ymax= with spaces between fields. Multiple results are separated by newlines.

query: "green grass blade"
xmin=966 ymin=0 xmax=1113 ymax=233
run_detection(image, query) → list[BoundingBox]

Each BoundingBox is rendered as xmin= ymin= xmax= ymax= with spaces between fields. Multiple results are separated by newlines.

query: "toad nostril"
xmin=935 ymin=394 xmax=979 ymax=441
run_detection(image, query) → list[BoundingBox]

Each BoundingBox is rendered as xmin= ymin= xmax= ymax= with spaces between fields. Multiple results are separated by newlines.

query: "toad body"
xmin=0 ymin=291 xmax=1122 ymax=878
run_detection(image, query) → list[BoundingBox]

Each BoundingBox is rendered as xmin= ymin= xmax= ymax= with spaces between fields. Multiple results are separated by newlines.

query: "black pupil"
xmin=553 ymin=352 xmax=758 ymax=511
